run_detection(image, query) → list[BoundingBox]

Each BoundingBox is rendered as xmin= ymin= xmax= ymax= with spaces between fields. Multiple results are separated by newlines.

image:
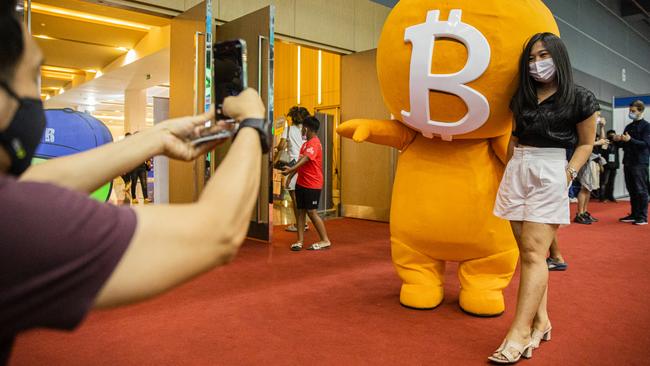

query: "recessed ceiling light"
xmin=116 ymin=47 xmax=129 ymax=52
xmin=30 ymin=3 xmax=153 ymax=31
xmin=33 ymin=34 xmax=54 ymax=40
xmin=42 ymin=65 xmax=81 ymax=74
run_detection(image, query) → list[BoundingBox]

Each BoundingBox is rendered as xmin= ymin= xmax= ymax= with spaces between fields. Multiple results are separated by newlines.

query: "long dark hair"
xmin=510 ymin=33 xmax=575 ymax=117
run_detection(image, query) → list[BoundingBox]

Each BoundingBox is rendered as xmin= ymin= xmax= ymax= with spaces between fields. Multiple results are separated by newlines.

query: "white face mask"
xmin=529 ymin=58 xmax=557 ymax=83
xmin=629 ymin=112 xmax=642 ymax=121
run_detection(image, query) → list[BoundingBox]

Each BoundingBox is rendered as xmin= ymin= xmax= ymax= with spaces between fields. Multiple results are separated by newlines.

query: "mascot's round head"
xmin=377 ymin=0 xmax=559 ymax=141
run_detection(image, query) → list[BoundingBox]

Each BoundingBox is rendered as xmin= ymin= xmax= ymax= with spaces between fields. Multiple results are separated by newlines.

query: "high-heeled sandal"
xmin=531 ymin=323 xmax=552 ymax=349
xmin=487 ymin=340 xmax=534 ymax=364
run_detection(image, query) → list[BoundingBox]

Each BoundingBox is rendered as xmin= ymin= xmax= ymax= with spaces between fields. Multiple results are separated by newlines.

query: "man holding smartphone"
xmin=616 ymin=100 xmax=650 ymax=225
xmin=0 ymin=3 xmax=269 ymax=363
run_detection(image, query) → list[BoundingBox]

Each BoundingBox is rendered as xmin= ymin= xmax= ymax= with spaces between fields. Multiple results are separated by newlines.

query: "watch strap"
xmin=237 ymin=118 xmax=271 ymax=154
xmin=566 ymin=166 xmax=578 ymax=179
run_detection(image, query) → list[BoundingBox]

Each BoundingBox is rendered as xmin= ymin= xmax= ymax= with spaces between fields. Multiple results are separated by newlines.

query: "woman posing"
xmin=489 ymin=33 xmax=598 ymax=363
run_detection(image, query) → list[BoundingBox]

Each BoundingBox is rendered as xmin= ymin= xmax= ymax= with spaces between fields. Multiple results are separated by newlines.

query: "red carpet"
xmin=10 ymin=202 xmax=650 ymax=365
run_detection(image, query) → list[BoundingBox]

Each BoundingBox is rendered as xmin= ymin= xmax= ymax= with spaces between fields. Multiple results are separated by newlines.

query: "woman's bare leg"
xmin=493 ymin=221 xmax=556 ymax=360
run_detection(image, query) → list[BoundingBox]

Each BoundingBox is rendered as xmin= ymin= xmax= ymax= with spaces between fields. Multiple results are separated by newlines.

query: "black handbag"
xmin=274 ymin=124 xmax=294 ymax=170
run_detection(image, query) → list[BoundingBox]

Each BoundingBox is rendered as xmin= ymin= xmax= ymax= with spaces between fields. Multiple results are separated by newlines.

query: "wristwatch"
xmin=566 ymin=166 xmax=578 ymax=180
xmin=236 ymin=118 xmax=271 ymax=154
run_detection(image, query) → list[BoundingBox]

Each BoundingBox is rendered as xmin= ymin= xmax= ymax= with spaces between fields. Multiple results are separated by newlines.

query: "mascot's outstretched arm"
xmin=337 ymin=119 xmax=417 ymax=150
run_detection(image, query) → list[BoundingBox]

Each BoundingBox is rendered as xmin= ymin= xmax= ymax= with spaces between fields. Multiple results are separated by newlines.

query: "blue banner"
xmin=613 ymin=95 xmax=650 ymax=109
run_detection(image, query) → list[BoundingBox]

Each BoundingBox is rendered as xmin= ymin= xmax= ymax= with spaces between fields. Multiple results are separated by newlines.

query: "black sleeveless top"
xmin=512 ymin=85 xmax=600 ymax=149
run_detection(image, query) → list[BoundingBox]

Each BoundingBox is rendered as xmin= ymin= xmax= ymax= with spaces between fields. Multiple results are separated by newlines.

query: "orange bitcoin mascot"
xmin=337 ymin=0 xmax=560 ymax=316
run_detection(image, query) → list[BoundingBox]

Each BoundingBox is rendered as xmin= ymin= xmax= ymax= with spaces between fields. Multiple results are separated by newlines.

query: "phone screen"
xmin=213 ymin=40 xmax=247 ymax=120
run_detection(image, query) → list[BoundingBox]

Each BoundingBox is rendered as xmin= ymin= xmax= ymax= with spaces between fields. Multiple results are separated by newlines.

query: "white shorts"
xmin=493 ymin=147 xmax=570 ymax=225
xmin=578 ymin=159 xmax=600 ymax=191
xmin=287 ymin=173 xmax=298 ymax=191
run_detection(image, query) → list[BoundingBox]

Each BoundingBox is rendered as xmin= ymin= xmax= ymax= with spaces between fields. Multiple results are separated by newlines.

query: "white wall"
xmin=543 ymin=0 xmax=650 ymax=95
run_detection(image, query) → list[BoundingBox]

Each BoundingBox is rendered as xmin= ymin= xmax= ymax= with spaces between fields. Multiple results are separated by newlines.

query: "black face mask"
xmin=0 ymin=80 xmax=46 ymax=176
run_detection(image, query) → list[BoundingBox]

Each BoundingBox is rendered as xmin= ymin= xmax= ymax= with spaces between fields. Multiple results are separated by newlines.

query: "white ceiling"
xmin=44 ymin=48 xmax=170 ymax=127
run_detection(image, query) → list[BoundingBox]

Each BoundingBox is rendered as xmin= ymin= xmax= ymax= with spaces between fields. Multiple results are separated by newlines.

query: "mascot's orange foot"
xmin=459 ymin=289 xmax=505 ymax=317
xmin=399 ymin=284 xmax=444 ymax=310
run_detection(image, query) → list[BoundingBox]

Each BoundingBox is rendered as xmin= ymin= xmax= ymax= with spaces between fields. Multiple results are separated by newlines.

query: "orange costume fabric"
xmin=338 ymin=0 xmax=560 ymax=315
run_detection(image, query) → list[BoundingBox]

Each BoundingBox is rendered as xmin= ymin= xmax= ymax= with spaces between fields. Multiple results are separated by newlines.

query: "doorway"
xmin=272 ymin=40 xmax=342 ymax=227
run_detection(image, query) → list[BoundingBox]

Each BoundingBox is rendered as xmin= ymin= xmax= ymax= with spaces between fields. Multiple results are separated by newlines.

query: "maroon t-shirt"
xmin=0 ymin=174 xmax=137 ymax=365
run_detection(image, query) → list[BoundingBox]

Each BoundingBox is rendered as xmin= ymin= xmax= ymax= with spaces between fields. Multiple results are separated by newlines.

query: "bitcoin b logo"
xmin=401 ymin=10 xmax=491 ymax=141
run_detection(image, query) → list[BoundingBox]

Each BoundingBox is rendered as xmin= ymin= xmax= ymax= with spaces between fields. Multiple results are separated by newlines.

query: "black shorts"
xmin=295 ymin=184 xmax=321 ymax=210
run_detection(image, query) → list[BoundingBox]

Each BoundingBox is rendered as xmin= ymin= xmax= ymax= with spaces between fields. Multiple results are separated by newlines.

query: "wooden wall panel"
xmin=125 ymin=0 xmax=391 ymax=52
xmin=273 ymin=40 xmax=340 ymax=120
xmin=216 ymin=0 xmax=296 ymax=36
xmin=321 ymin=51 xmax=341 ymax=106
xmin=299 ymin=46 xmax=318 ymax=111
xmin=294 ymin=0 xmax=355 ymax=50
xmin=168 ymin=3 xmax=204 ymax=203
xmin=274 ymin=40 xmax=298 ymax=120
xmin=340 ymin=49 xmax=395 ymax=222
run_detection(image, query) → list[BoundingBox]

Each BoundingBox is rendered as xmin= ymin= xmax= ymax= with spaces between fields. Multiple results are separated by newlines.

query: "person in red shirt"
xmin=282 ymin=117 xmax=331 ymax=251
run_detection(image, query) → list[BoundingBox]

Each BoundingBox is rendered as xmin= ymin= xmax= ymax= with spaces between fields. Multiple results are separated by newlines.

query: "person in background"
xmin=284 ymin=106 xmax=310 ymax=233
xmin=546 ymin=147 xmax=578 ymax=271
xmin=574 ymin=115 xmax=607 ymax=224
xmin=566 ymin=147 xmax=580 ymax=202
xmin=129 ymin=132 xmax=151 ymax=204
xmin=0 ymin=4 xmax=270 ymax=362
xmin=546 ymin=235 xmax=567 ymax=271
xmin=120 ymin=132 xmax=133 ymax=204
xmin=616 ymin=100 xmax=650 ymax=225
xmin=282 ymin=116 xmax=331 ymax=251
xmin=599 ymin=129 xmax=621 ymax=203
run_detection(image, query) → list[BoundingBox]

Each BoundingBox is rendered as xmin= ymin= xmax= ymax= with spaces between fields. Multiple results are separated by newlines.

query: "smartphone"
xmin=213 ymin=39 xmax=248 ymax=120
xmin=191 ymin=40 xmax=247 ymax=146
xmin=191 ymin=130 xmax=233 ymax=145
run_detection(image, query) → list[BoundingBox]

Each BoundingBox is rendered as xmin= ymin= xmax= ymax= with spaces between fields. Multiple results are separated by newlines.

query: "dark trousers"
xmin=599 ymin=167 xmax=617 ymax=201
xmin=624 ymin=165 xmax=649 ymax=221
xmin=131 ymin=169 xmax=148 ymax=200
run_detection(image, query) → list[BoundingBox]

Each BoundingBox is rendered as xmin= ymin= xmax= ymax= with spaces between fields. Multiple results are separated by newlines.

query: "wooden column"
xmin=168 ymin=3 xmax=205 ymax=203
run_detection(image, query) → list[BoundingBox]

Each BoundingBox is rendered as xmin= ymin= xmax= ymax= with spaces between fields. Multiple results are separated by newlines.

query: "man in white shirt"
xmin=285 ymin=107 xmax=309 ymax=232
